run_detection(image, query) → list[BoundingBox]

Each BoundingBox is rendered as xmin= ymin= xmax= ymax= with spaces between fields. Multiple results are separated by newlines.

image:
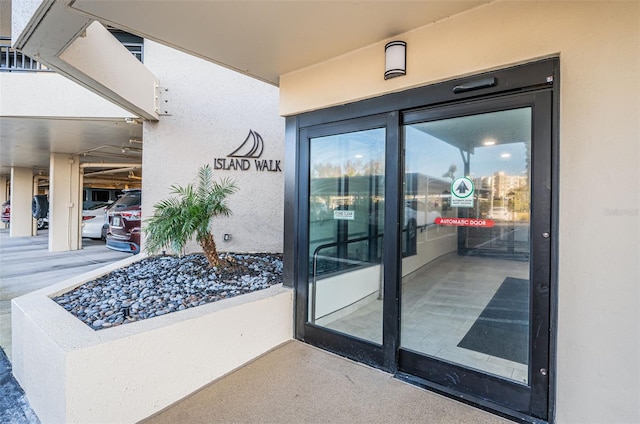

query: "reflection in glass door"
xmin=308 ymin=128 xmax=386 ymax=345
xmin=401 ymin=108 xmax=532 ymax=383
xmin=296 ymin=61 xmax=556 ymax=420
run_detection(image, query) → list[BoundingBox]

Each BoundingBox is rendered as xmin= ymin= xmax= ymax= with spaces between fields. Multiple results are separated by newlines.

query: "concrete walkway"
xmin=0 ymin=228 xmax=130 ymax=360
xmin=141 ymin=340 xmax=510 ymax=424
xmin=0 ymin=228 xmax=130 ymax=424
xmin=1 ymin=229 xmax=510 ymax=424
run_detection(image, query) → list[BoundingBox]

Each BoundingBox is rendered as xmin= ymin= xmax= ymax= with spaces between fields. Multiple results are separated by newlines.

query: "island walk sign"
xmin=451 ymin=176 xmax=474 ymax=207
xmin=213 ymin=130 xmax=282 ymax=172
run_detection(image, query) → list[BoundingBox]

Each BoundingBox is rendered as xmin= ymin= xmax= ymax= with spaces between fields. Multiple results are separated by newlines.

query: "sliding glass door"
xmin=401 ymin=106 xmax=532 ymax=380
xmin=297 ymin=114 xmax=400 ymax=370
xmin=308 ymin=127 xmax=386 ymax=344
xmin=294 ymin=59 xmax=556 ymax=421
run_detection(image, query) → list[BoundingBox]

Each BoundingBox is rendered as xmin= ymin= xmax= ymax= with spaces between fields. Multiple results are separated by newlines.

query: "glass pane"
xmin=401 ymin=108 xmax=531 ymax=383
xmin=308 ymin=128 xmax=385 ymax=345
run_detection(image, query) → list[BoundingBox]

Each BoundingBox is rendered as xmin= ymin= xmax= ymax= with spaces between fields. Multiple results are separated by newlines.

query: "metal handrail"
xmin=0 ymin=37 xmax=50 ymax=72
xmin=311 ymin=234 xmax=383 ymax=324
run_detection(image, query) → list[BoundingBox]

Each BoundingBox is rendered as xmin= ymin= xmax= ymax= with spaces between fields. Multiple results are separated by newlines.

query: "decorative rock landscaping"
xmin=52 ymin=253 xmax=283 ymax=330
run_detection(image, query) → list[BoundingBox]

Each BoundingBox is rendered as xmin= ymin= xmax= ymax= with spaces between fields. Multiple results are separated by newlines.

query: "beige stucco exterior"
xmin=142 ymin=41 xmax=285 ymax=254
xmin=9 ymin=167 xmax=33 ymax=237
xmin=280 ymin=2 xmax=640 ymax=422
xmin=12 ymin=254 xmax=293 ymax=424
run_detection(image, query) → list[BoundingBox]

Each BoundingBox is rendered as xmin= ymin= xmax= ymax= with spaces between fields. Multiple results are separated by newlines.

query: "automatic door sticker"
xmin=451 ymin=177 xmax=474 ymax=208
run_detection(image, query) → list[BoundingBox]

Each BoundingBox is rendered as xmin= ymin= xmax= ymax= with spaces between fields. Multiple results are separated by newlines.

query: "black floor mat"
xmin=457 ymin=277 xmax=529 ymax=365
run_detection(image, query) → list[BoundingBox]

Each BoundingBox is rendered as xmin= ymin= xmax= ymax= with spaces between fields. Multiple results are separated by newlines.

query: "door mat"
xmin=457 ymin=277 xmax=529 ymax=365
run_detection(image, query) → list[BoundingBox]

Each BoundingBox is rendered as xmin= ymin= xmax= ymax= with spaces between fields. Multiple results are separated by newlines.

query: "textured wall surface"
xmin=143 ymin=41 xmax=285 ymax=255
xmin=12 ymin=254 xmax=292 ymax=424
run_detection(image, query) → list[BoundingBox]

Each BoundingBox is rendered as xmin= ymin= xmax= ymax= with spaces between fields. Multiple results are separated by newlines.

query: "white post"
xmin=9 ymin=168 xmax=33 ymax=237
xmin=49 ymin=153 xmax=81 ymax=252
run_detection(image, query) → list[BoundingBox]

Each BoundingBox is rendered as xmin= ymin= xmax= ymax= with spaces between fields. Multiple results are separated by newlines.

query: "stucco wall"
xmin=280 ymin=2 xmax=640 ymax=423
xmin=142 ymin=41 xmax=285 ymax=254
xmin=12 ymin=254 xmax=293 ymax=424
xmin=0 ymin=72 xmax=135 ymax=118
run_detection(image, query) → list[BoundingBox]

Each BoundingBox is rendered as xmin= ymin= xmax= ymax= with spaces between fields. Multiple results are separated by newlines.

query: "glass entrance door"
xmin=294 ymin=60 xmax=555 ymax=421
xmin=398 ymin=93 xmax=552 ymax=418
xmin=308 ymin=127 xmax=386 ymax=345
xmin=298 ymin=114 xmax=399 ymax=370
xmin=401 ymin=107 xmax=532 ymax=382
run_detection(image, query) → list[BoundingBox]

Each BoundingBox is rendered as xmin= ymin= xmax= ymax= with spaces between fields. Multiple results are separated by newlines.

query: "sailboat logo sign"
xmin=213 ymin=130 xmax=281 ymax=172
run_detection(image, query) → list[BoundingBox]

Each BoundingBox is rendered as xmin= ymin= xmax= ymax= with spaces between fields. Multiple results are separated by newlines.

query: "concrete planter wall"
xmin=11 ymin=256 xmax=293 ymax=424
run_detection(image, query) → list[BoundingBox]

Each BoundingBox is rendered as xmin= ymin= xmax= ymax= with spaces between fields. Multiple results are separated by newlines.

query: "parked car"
xmin=1 ymin=201 xmax=10 ymax=224
xmin=486 ymin=207 xmax=513 ymax=221
xmin=106 ymin=189 xmax=142 ymax=254
xmin=1 ymin=199 xmax=48 ymax=229
xmin=83 ymin=188 xmax=123 ymax=210
xmin=82 ymin=203 xmax=110 ymax=239
xmin=32 ymin=195 xmax=49 ymax=229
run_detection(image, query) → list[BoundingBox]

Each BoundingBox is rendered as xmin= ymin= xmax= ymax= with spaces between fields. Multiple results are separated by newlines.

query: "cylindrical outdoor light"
xmin=384 ymin=41 xmax=406 ymax=80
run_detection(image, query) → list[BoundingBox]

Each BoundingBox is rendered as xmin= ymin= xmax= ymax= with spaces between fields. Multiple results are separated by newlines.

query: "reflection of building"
xmin=476 ymin=172 xmax=528 ymax=199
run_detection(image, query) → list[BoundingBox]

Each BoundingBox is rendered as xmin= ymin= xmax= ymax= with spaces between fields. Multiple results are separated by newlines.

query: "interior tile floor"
xmin=325 ymin=252 xmax=529 ymax=383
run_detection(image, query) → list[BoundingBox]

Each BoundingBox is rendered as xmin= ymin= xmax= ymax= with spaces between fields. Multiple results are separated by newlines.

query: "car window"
xmin=114 ymin=192 xmax=141 ymax=207
xmin=88 ymin=203 xmax=108 ymax=210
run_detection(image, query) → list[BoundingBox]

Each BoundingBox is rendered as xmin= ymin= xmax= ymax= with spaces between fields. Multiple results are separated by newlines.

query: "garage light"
xmin=384 ymin=41 xmax=406 ymax=80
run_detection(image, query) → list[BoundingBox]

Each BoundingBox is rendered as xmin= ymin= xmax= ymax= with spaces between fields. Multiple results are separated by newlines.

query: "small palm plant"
xmin=145 ymin=164 xmax=238 ymax=268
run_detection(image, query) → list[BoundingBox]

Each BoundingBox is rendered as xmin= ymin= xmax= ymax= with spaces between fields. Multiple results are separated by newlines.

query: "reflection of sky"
xmin=405 ymin=126 xmax=528 ymax=179
xmin=310 ymin=128 xmax=386 ymax=168
xmin=309 ymin=126 xmax=528 ymax=180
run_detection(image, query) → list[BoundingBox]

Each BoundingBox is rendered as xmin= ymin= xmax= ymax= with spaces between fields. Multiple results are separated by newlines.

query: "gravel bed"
xmin=52 ymin=252 xmax=283 ymax=330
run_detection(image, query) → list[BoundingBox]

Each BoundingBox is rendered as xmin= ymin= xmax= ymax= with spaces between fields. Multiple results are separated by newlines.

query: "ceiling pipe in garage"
xmin=83 ymin=167 xmax=139 ymax=178
xmin=80 ymin=163 xmax=142 ymax=169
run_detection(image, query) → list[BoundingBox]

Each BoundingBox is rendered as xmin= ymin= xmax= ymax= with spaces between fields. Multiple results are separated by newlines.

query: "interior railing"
xmin=310 ymin=234 xmax=384 ymax=324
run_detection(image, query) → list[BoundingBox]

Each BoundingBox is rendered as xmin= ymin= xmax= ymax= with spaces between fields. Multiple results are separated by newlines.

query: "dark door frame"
xmin=285 ymin=58 xmax=559 ymax=423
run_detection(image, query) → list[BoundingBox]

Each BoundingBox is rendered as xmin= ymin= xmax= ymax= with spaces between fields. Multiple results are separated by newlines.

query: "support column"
xmin=9 ymin=168 xmax=33 ymax=237
xmin=49 ymin=153 xmax=81 ymax=252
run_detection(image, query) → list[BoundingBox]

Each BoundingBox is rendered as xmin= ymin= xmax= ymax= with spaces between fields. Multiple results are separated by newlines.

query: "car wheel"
xmin=32 ymin=195 xmax=49 ymax=219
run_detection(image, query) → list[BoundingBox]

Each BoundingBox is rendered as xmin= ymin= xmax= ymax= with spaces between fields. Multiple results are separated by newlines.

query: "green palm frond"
xmin=144 ymin=164 xmax=238 ymax=258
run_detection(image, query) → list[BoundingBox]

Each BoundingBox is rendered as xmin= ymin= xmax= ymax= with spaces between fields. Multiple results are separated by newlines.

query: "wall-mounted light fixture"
xmin=384 ymin=41 xmax=406 ymax=80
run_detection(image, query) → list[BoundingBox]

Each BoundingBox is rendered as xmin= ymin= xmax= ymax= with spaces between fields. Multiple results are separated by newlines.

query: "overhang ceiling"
xmin=68 ymin=0 xmax=490 ymax=85
xmin=1 ymin=0 xmax=490 ymax=182
xmin=0 ymin=117 xmax=143 ymax=184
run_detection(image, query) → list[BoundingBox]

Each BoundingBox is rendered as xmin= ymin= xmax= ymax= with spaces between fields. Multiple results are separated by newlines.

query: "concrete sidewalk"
xmin=0 ymin=228 xmax=130 ymax=424
xmin=141 ymin=340 xmax=510 ymax=424
xmin=1 ymin=229 xmax=510 ymax=424
xmin=0 ymin=228 xmax=130 ymax=361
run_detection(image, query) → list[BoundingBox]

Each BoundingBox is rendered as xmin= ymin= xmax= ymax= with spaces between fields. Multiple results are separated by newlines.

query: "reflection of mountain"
xmin=228 ymin=130 xmax=264 ymax=158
